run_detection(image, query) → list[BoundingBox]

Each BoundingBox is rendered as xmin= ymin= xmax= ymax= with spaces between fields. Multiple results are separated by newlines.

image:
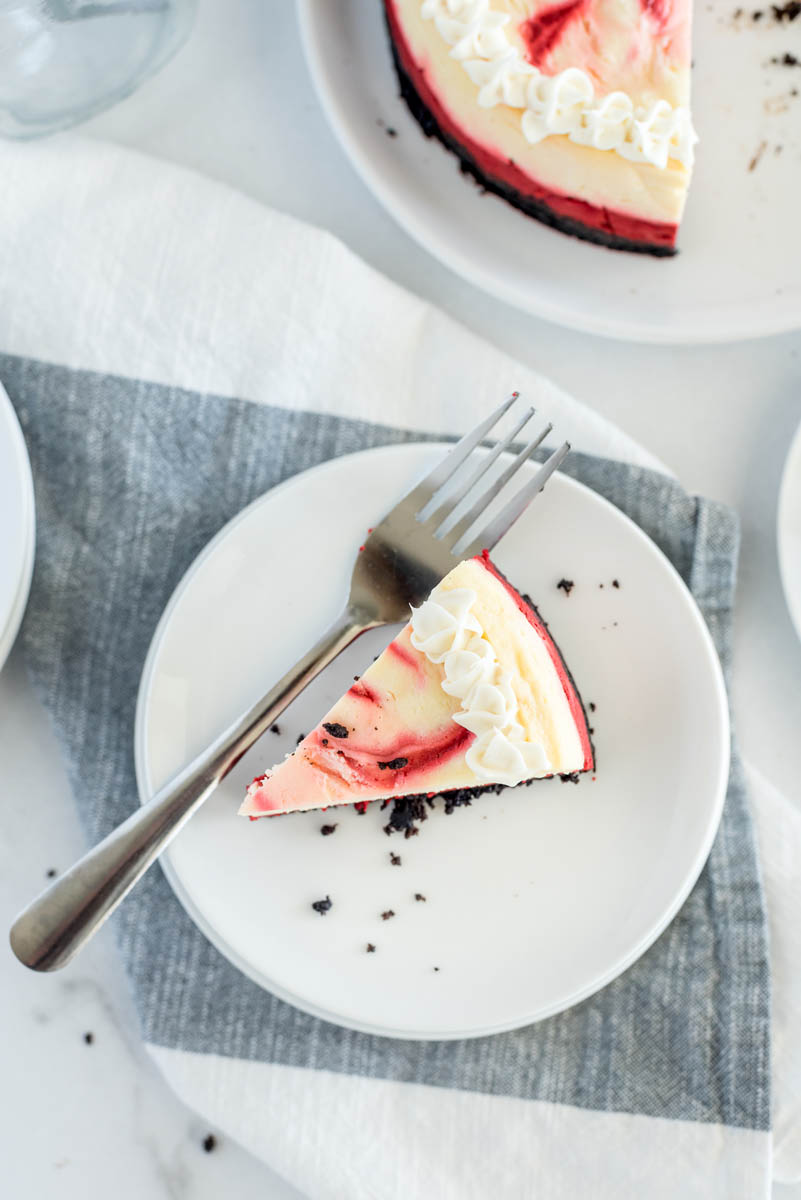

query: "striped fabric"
xmin=1 ymin=137 xmax=791 ymax=1199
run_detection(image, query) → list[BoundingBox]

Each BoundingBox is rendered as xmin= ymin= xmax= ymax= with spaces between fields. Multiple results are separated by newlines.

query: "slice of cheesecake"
xmin=240 ymin=552 xmax=593 ymax=822
xmin=384 ymin=0 xmax=697 ymax=254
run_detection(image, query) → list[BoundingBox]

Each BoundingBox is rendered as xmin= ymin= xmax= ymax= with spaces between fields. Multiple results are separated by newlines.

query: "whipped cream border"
xmin=409 ymin=584 xmax=552 ymax=787
xmin=419 ymin=0 xmax=697 ymax=169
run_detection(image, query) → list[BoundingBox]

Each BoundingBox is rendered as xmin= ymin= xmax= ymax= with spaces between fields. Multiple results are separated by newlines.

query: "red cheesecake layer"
xmin=384 ymin=0 xmax=678 ymax=255
xmin=303 ymin=720 xmax=474 ymax=797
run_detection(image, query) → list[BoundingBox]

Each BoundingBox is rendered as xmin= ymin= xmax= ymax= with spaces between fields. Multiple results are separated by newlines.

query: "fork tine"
xmin=437 ymin=421 xmax=552 ymax=545
xmin=425 ymin=405 xmax=536 ymax=524
xmin=413 ymin=391 xmax=520 ymax=520
xmin=455 ymin=442 xmax=570 ymax=559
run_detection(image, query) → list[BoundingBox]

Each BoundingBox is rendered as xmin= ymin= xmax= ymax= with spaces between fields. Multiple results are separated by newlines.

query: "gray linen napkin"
xmin=6 ymin=352 xmax=770 ymax=1192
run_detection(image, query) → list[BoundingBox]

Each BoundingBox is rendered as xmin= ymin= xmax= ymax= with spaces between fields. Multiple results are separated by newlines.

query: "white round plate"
xmin=135 ymin=444 xmax=729 ymax=1039
xmin=297 ymin=1 xmax=801 ymax=344
xmin=0 ymin=383 xmax=35 ymax=673
xmin=778 ymin=418 xmax=801 ymax=643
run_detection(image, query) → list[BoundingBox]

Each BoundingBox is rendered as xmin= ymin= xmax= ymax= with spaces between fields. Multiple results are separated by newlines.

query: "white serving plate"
xmin=136 ymin=444 xmax=729 ymax=1038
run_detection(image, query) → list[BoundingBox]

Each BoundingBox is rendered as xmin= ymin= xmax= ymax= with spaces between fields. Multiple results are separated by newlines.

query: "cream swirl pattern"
xmin=410 ymin=585 xmax=552 ymax=786
xmin=421 ymin=0 xmax=698 ymax=168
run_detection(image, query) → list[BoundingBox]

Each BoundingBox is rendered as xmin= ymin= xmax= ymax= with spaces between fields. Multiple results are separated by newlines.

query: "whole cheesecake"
xmin=384 ymin=0 xmax=697 ymax=254
xmin=241 ymin=553 xmax=594 ymax=823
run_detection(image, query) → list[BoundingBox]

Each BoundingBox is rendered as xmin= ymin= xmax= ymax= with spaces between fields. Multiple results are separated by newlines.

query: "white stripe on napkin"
xmin=149 ymin=1045 xmax=770 ymax=1200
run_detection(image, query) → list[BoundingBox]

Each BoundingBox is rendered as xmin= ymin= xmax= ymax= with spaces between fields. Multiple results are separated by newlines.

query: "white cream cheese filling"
xmin=420 ymin=0 xmax=697 ymax=169
xmin=410 ymin=584 xmax=552 ymax=785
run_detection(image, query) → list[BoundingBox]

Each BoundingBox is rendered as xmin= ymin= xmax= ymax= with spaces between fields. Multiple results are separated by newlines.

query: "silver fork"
xmin=10 ymin=394 xmax=569 ymax=972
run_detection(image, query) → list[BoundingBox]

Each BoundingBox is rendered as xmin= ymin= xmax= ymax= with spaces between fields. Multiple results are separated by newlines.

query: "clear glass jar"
xmin=0 ymin=0 xmax=196 ymax=139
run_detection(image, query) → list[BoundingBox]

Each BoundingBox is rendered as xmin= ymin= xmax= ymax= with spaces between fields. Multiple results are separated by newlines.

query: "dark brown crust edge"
xmin=519 ymin=580 xmax=596 ymax=773
xmin=385 ymin=29 xmax=677 ymax=258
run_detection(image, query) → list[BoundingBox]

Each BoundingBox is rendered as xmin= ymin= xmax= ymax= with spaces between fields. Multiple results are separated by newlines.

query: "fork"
xmin=10 ymin=394 xmax=569 ymax=972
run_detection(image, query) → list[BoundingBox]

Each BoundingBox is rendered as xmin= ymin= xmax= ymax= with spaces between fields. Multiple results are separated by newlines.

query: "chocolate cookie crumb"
xmin=366 ymin=943 xmax=376 ymax=953
xmin=296 ymin=732 xmax=306 ymax=745
xmin=556 ymin=578 xmax=575 ymax=596
xmin=323 ymin=722 xmax=349 ymax=739
xmin=83 ymin=1032 xmax=94 ymax=1045
xmin=270 ymin=723 xmax=281 ymax=735
xmin=203 ymin=1134 xmax=216 ymax=1153
xmin=378 ymin=757 xmax=409 ymax=770
xmin=381 ymin=910 xmax=395 ymax=921
xmin=560 ymin=772 xmax=581 ymax=784
xmin=390 ymin=852 xmax=402 ymax=866
xmin=386 ymin=126 xmax=398 ymax=137
xmin=385 ymin=795 xmax=429 ymax=834
xmin=312 ymin=895 xmax=333 ymax=915
xmin=383 ymin=784 xmax=503 ymax=838
xmin=772 ymin=51 xmax=800 ymax=64
xmin=321 ymin=738 xmax=328 ymax=746
xmin=415 ymin=893 xmax=427 ymax=902
xmin=320 ymin=824 xmax=337 ymax=836
xmin=46 ymin=868 xmax=57 ymax=879
xmin=589 ymin=701 xmax=596 ymax=712
xmin=433 ymin=966 xmax=440 ymax=972
xmin=443 ymin=791 xmax=474 ymax=814
xmin=612 ymin=579 xmax=620 ymax=588
xmin=355 ymin=801 xmax=369 ymax=815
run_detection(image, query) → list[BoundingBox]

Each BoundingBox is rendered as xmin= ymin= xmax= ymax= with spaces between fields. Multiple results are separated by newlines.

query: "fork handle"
xmin=10 ymin=607 xmax=374 ymax=972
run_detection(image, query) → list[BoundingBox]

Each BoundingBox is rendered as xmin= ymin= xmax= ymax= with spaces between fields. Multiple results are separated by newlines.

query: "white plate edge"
xmin=777 ymin=417 xmax=801 ymax=644
xmin=0 ymin=387 xmax=36 ymax=672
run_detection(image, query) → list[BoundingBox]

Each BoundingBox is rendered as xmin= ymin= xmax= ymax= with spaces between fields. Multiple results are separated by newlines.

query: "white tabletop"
xmin=3 ymin=2 xmax=799 ymax=1197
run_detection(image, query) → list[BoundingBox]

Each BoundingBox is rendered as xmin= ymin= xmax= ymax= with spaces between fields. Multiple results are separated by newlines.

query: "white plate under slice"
xmin=297 ymin=0 xmax=801 ymax=344
xmin=0 ymin=382 xmax=35 ymax=672
xmin=135 ymin=444 xmax=729 ymax=1040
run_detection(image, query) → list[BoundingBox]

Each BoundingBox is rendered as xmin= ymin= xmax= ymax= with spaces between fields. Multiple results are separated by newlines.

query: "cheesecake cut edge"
xmin=241 ymin=554 xmax=595 ymax=820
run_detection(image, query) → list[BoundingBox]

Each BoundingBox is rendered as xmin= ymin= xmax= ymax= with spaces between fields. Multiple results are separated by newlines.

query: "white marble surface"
xmin=2 ymin=1 xmax=799 ymax=1196
xmin=0 ymin=650 xmax=304 ymax=1200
